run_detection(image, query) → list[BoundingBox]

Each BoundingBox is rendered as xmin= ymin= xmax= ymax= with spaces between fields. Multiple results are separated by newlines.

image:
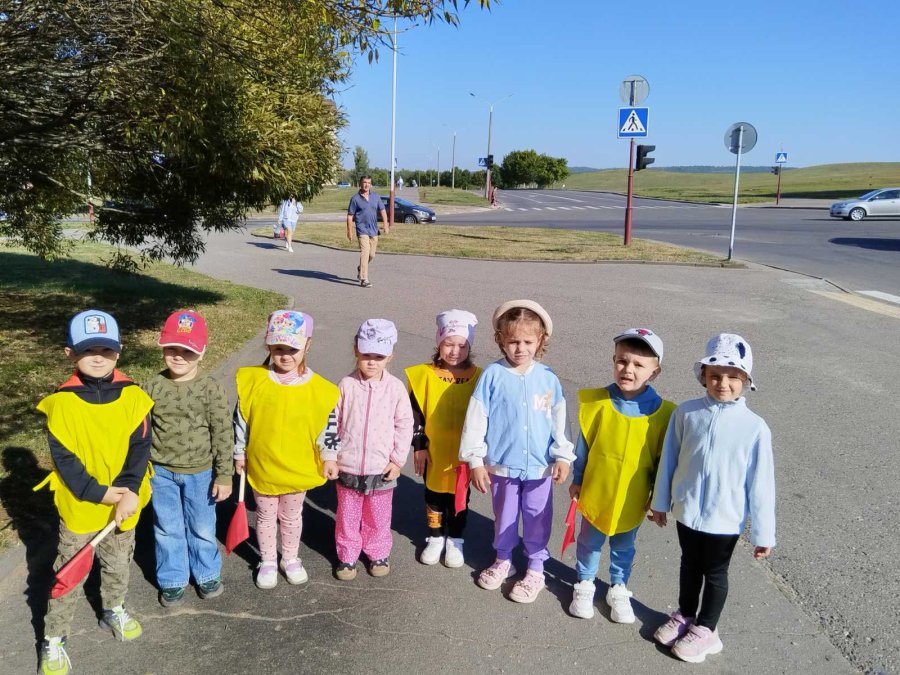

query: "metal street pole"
xmin=624 ymin=139 xmax=635 ymax=245
xmin=470 ymin=93 xmax=512 ymax=199
xmin=437 ymin=146 xmax=440 ymax=187
xmin=451 ymin=131 xmax=456 ymax=190
xmin=728 ymin=124 xmax=745 ymax=261
xmin=388 ymin=16 xmax=397 ymax=227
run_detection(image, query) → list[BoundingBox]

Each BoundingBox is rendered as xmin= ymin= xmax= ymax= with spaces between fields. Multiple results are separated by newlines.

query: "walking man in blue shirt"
xmin=346 ymin=176 xmax=390 ymax=288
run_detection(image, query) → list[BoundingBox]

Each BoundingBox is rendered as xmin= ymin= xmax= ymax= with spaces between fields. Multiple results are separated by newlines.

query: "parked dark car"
xmin=336 ymin=181 xmax=351 ymax=188
xmin=380 ymin=196 xmax=436 ymax=224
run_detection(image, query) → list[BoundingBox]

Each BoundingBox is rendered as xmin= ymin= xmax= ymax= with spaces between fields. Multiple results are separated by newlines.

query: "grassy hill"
xmin=556 ymin=162 xmax=900 ymax=203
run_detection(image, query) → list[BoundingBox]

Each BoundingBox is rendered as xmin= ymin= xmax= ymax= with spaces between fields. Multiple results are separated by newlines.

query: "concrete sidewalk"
xmin=0 ymin=232 xmax=873 ymax=674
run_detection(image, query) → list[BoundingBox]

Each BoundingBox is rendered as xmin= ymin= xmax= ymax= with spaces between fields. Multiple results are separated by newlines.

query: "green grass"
xmin=255 ymin=222 xmax=731 ymax=264
xmin=0 ymin=243 xmax=286 ymax=549
xmin=417 ymin=187 xmax=488 ymax=207
xmin=557 ymin=162 xmax=900 ymax=203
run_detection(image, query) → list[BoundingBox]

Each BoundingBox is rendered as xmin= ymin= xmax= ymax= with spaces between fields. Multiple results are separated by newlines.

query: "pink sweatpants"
xmin=254 ymin=490 xmax=306 ymax=562
xmin=335 ymin=484 xmax=394 ymax=563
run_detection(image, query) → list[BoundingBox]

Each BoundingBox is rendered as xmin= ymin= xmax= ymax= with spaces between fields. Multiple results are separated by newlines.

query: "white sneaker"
xmin=286 ymin=242 xmax=294 ymax=252
xmin=606 ymin=584 xmax=636 ymax=623
xmin=280 ymin=558 xmax=309 ymax=585
xmin=444 ymin=537 xmax=464 ymax=568
xmin=420 ymin=536 xmax=445 ymax=565
xmin=569 ymin=579 xmax=596 ymax=619
xmin=256 ymin=560 xmax=278 ymax=589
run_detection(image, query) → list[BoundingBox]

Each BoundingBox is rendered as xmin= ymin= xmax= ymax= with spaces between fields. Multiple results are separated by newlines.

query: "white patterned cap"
xmin=694 ymin=333 xmax=756 ymax=391
xmin=435 ymin=309 xmax=478 ymax=347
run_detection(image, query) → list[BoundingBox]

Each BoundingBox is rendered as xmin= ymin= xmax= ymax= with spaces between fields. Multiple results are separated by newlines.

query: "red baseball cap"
xmin=159 ymin=310 xmax=208 ymax=354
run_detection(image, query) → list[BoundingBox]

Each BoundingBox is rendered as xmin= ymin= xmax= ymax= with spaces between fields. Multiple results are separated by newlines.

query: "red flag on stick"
xmin=225 ymin=471 xmax=249 ymax=555
xmin=51 ymin=520 xmax=116 ymax=599
xmin=454 ymin=464 xmax=470 ymax=515
xmin=560 ymin=497 xmax=578 ymax=557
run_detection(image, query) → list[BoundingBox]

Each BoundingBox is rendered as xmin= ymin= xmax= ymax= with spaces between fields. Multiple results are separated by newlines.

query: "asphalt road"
xmin=442 ymin=189 xmax=900 ymax=298
xmin=2 ymin=230 xmax=898 ymax=674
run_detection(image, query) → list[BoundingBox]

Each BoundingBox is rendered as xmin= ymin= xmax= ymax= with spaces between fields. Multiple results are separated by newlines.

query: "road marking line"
xmin=545 ymin=207 xmax=558 ymax=211
xmin=504 ymin=208 xmax=513 ymax=212
xmin=517 ymin=208 xmax=528 ymax=211
xmin=859 ymin=290 xmax=900 ymax=306
xmin=557 ymin=206 xmax=571 ymax=210
xmin=570 ymin=206 xmax=585 ymax=210
xmin=811 ymin=291 xmax=900 ymax=320
xmin=585 ymin=206 xmax=600 ymax=210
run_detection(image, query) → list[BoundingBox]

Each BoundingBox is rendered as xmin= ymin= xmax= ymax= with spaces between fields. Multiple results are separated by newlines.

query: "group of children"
xmin=35 ymin=301 xmax=775 ymax=674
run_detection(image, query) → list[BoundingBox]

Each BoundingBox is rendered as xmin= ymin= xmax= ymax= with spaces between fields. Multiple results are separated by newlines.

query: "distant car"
xmin=336 ymin=181 xmax=351 ymax=188
xmin=380 ymin=196 xmax=436 ymax=224
xmin=830 ymin=188 xmax=900 ymax=221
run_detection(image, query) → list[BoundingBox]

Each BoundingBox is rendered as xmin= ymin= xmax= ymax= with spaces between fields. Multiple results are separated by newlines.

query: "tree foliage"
xmin=352 ymin=146 xmax=371 ymax=183
xmin=497 ymin=149 xmax=569 ymax=189
xmin=0 ymin=0 xmax=490 ymax=263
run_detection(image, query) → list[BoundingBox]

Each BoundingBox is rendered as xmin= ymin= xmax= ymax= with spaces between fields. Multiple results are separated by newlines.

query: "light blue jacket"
xmin=459 ymin=359 xmax=575 ymax=479
xmin=651 ymin=395 xmax=776 ymax=547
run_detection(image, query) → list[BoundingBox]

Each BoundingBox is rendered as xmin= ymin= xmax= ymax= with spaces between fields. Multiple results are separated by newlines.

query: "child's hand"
xmin=551 ymin=461 xmax=570 ymax=485
xmin=114 ymin=490 xmax=139 ymax=526
xmin=470 ymin=466 xmax=490 ymax=494
xmin=100 ymin=486 xmax=128 ymax=505
xmin=211 ymin=483 xmax=233 ymax=502
xmin=234 ymin=459 xmax=246 ymax=475
xmin=753 ymin=546 xmax=772 ymax=559
xmin=382 ymin=462 xmax=401 ymax=481
xmin=413 ymin=450 xmax=429 ymax=476
xmin=568 ymin=484 xmax=581 ymax=501
xmin=647 ymin=509 xmax=667 ymax=527
xmin=323 ymin=460 xmax=339 ymax=480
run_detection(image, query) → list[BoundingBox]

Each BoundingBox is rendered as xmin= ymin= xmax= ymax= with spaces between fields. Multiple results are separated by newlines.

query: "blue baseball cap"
xmin=67 ymin=310 xmax=121 ymax=354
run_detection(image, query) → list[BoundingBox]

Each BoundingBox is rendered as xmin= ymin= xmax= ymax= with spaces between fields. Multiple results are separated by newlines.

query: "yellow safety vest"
xmin=577 ymin=388 xmax=676 ymax=535
xmin=35 ymin=385 xmax=154 ymax=534
xmin=405 ymin=363 xmax=481 ymax=494
xmin=236 ymin=366 xmax=339 ymax=495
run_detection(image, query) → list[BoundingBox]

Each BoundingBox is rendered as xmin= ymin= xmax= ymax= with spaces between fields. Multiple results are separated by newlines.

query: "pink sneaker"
xmin=653 ymin=610 xmax=694 ymax=646
xmin=509 ymin=570 xmax=546 ymax=604
xmin=671 ymin=624 xmax=724 ymax=663
xmin=477 ymin=559 xmax=516 ymax=590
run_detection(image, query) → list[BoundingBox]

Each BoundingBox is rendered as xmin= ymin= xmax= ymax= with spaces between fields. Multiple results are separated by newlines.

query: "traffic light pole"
xmin=776 ymin=166 xmax=782 ymax=205
xmin=624 ymin=138 xmax=635 ymax=246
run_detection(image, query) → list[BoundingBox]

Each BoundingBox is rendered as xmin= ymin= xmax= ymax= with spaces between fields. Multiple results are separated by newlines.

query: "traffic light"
xmin=486 ymin=154 xmax=494 ymax=168
xmin=771 ymin=165 xmax=781 ymax=175
xmin=635 ymin=145 xmax=655 ymax=171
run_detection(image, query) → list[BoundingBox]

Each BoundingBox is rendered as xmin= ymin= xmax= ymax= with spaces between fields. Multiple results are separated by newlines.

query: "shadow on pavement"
xmin=829 ymin=237 xmax=900 ymax=252
xmin=272 ymin=268 xmax=360 ymax=286
xmin=0 ymin=447 xmax=56 ymax=645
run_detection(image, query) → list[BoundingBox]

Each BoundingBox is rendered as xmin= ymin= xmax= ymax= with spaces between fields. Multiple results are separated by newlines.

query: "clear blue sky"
xmin=334 ymin=0 xmax=900 ymax=171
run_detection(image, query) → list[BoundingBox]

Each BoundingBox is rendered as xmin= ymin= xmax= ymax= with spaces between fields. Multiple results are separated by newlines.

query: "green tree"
xmin=0 ymin=0 xmax=490 ymax=263
xmin=498 ymin=150 xmax=568 ymax=189
xmin=353 ymin=146 xmax=371 ymax=184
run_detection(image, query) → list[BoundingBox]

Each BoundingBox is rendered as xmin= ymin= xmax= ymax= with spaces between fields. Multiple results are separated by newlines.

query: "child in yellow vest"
xmin=568 ymin=328 xmax=676 ymax=623
xmin=405 ymin=310 xmax=481 ymax=568
xmin=36 ymin=310 xmax=154 ymax=675
xmin=233 ymin=310 xmax=339 ymax=589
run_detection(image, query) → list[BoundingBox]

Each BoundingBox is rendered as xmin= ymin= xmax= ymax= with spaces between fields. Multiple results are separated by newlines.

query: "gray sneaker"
xmin=360 ymin=279 xmax=372 ymax=288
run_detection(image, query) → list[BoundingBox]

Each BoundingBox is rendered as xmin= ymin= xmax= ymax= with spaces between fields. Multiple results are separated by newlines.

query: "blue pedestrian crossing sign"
xmin=775 ymin=152 xmax=788 ymax=163
xmin=618 ymin=107 xmax=649 ymax=138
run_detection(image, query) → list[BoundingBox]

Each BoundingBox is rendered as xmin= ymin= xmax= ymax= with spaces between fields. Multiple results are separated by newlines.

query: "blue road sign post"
xmin=775 ymin=152 xmax=788 ymax=164
xmin=478 ymin=157 xmax=487 ymax=167
xmin=618 ymin=107 xmax=649 ymax=138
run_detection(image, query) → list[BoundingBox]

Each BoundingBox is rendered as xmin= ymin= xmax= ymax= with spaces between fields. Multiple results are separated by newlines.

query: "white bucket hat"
xmin=492 ymin=299 xmax=553 ymax=337
xmin=694 ymin=333 xmax=756 ymax=391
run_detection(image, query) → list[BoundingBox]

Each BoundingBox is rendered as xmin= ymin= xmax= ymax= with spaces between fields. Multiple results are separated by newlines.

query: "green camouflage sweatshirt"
xmin=142 ymin=372 xmax=233 ymax=485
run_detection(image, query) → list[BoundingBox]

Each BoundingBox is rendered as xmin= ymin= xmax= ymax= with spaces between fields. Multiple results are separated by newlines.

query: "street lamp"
xmin=469 ymin=92 xmax=513 ymax=198
xmin=442 ymin=123 xmax=457 ymax=190
xmin=388 ymin=16 xmax=398 ymax=226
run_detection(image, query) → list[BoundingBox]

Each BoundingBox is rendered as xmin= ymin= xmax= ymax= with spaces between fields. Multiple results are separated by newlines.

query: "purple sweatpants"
xmin=490 ymin=475 xmax=554 ymax=572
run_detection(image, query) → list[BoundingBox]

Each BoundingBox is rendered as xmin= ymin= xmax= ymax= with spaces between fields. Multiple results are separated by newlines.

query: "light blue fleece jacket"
xmin=459 ymin=358 xmax=575 ymax=479
xmin=651 ymin=394 xmax=776 ymax=548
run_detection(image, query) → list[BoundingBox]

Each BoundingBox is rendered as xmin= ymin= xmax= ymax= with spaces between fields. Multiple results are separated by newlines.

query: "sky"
xmin=333 ymin=0 xmax=900 ymax=172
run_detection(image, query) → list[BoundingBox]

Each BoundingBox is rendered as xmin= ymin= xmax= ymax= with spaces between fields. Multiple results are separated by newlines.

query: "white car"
xmin=830 ymin=188 xmax=900 ymax=221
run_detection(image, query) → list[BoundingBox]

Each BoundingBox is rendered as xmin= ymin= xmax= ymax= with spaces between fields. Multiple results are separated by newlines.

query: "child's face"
xmin=438 ymin=336 xmax=470 ymax=368
xmin=703 ymin=365 xmax=747 ymax=402
xmin=356 ymin=351 xmax=392 ymax=381
xmin=65 ymin=346 xmax=119 ymax=379
xmin=269 ymin=342 xmax=310 ymax=374
xmin=499 ymin=321 xmax=542 ymax=368
xmin=612 ymin=343 xmax=660 ymax=399
xmin=163 ymin=347 xmax=202 ymax=382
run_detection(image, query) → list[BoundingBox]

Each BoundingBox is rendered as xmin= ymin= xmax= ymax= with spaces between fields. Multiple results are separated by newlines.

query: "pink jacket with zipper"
xmin=325 ymin=370 xmax=414 ymax=476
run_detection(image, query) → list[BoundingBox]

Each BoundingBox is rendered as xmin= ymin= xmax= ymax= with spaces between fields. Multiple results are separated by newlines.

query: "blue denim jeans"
xmin=151 ymin=466 xmax=221 ymax=588
xmin=574 ymin=518 xmax=639 ymax=585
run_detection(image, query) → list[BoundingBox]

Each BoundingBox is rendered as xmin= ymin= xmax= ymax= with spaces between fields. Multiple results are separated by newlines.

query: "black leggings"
xmin=424 ymin=487 xmax=469 ymax=538
xmin=676 ymin=522 xmax=739 ymax=630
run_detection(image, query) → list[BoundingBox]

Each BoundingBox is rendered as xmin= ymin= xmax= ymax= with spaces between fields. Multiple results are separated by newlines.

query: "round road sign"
xmin=724 ymin=122 xmax=757 ymax=154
